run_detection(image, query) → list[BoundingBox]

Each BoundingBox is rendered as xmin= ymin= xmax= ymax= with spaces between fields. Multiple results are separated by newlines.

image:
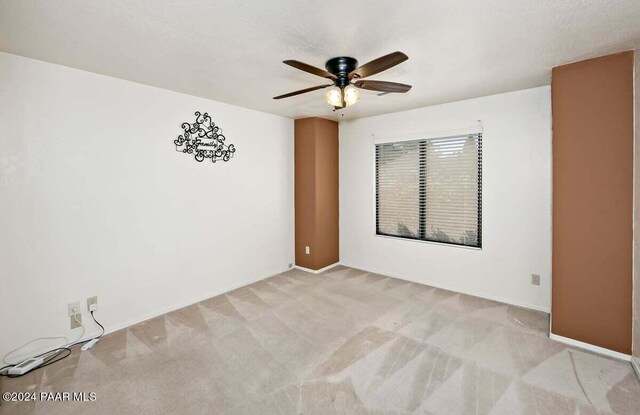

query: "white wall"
xmin=0 ymin=52 xmax=294 ymax=360
xmin=339 ymin=86 xmax=551 ymax=311
xmin=633 ymin=50 xmax=640 ymax=375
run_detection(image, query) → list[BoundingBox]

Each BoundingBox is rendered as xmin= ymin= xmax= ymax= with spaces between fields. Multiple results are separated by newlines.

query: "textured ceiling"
xmin=1 ymin=0 xmax=640 ymax=120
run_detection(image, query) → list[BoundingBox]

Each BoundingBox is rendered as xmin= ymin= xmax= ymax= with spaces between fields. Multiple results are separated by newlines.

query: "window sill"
xmin=374 ymin=233 xmax=482 ymax=251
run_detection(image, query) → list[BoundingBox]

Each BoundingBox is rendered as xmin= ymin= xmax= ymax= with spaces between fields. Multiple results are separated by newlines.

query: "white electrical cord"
xmin=2 ymin=312 xmax=85 ymax=366
xmin=2 ymin=336 xmax=69 ymax=365
xmin=66 ymin=313 xmax=86 ymax=347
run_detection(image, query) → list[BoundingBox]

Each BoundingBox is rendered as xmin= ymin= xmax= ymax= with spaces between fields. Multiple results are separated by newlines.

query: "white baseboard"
xmin=104 ymin=266 xmax=291 ymax=336
xmin=5 ymin=266 xmax=291 ymax=363
xmin=631 ymin=357 xmax=640 ymax=381
xmin=340 ymin=262 xmax=550 ymax=313
xmin=549 ymin=333 xmax=631 ymax=362
xmin=294 ymin=262 xmax=341 ymax=274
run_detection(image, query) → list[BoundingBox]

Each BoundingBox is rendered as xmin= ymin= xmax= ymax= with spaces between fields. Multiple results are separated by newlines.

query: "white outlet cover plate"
xmin=68 ymin=302 xmax=81 ymax=316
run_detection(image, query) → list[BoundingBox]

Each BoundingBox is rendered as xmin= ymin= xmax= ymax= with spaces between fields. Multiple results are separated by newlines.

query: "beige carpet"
xmin=1 ymin=266 xmax=639 ymax=414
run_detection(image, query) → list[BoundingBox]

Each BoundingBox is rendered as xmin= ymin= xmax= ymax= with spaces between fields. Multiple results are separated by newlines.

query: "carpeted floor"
xmin=1 ymin=266 xmax=639 ymax=414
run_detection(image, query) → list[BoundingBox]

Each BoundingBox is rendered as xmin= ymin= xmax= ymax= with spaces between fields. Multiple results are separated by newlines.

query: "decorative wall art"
xmin=174 ymin=111 xmax=236 ymax=163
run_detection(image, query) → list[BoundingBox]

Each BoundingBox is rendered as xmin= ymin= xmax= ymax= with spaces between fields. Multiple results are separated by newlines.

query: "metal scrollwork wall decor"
xmin=174 ymin=111 xmax=236 ymax=163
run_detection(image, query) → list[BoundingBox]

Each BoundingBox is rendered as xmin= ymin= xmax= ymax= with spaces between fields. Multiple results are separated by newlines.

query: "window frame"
xmin=373 ymin=133 xmax=483 ymax=250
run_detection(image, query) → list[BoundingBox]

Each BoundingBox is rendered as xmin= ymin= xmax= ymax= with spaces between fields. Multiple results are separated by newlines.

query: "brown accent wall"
xmin=552 ymin=51 xmax=634 ymax=354
xmin=295 ymin=118 xmax=318 ymax=269
xmin=294 ymin=117 xmax=339 ymax=270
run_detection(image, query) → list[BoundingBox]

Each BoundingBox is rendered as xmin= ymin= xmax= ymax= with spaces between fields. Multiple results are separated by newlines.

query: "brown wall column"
xmin=294 ymin=117 xmax=339 ymax=270
xmin=552 ymin=51 xmax=634 ymax=354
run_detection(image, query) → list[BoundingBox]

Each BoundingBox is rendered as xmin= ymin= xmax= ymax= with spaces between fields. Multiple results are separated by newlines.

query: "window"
xmin=375 ymin=133 xmax=482 ymax=248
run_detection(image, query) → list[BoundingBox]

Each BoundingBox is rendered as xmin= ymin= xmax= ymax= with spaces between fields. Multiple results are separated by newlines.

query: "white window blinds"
xmin=375 ymin=133 xmax=482 ymax=248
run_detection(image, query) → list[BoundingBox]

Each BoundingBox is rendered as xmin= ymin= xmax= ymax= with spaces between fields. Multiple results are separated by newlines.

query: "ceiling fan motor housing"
xmin=326 ymin=57 xmax=358 ymax=88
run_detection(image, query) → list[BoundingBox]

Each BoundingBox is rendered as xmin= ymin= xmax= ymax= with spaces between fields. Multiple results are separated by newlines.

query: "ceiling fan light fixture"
xmin=325 ymin=85 xmax=360 ymax=109
xmin=343 ymin=85 xmax=360 ymax=107
xmin=325 ymin=87 xmax=343 ymax=107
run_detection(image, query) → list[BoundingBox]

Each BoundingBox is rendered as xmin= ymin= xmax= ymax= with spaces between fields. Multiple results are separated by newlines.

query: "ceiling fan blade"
xmin=283 ymin=60 xmax=337 ymax=80
xmin=354 ymin=80 xmax=412 ymax=93
xmin=273 ymin=84 xmax=333 ymax=100
xmin=349 ymin=51 xmax=408 ymax=79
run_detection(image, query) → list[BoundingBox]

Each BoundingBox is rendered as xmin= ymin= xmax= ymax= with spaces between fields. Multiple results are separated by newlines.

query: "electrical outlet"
xmin=70 ymin=313 xmax=82 ymax=329
xmin=68 ymin=302 xmax=81 ymax=317
xmin=531 ymin=274 xmax=541 ymax=286
xmin=87 ymin=296 xmax=98 ymax=312
xmin=305 ymin=246 xmax=310 ymax=255
xmin=288 ymin=263 xmax=293 ymax=268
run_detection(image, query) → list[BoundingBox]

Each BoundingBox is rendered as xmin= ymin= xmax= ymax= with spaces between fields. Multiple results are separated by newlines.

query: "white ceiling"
xmin=1 ymin=1 xmax=640 ymax=121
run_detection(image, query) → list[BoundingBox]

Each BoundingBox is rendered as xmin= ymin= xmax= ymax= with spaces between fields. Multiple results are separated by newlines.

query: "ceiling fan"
xmin=273 ymin=51 xmax=411 ymax=109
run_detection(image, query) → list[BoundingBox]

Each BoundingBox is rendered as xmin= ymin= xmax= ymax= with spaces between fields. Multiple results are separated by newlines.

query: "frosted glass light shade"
xmin=343 ymin=85 xmax=360 ymax=106
xmin=325 ymin=87 xmax=342 ymax=107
